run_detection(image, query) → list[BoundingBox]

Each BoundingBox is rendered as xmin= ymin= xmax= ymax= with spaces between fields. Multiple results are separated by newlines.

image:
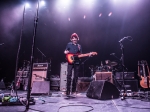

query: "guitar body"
xmin=16 ymin=80 xmax=21 ymax=89
xmin=66 ymin=52 xmax=98 ymax=64
xmin=66 ymin=54 xmax=78 ymax=64
xmin=16 ymin=68 xmax=25 ymax=89
xmin=138 ymin=60 xmax=150 ymax=88
xmin=140 ymin=76 xmax=150 ymax=88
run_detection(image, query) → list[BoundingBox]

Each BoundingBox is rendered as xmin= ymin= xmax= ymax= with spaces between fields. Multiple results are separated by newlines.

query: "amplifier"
xmin=33 ymin=63 xmax=48 ymax=71
xmin=31 ymin=63 xmax=49 ymax=87
xmin=115 ymin=72 xmax=135 ymax=80
xmin=117 ymin=80 xmax=138 ymax=92
xmin=93 ymin=72 xmax=113 ymax=84
xmin=77 ymin=77 xmax=91 ymax=92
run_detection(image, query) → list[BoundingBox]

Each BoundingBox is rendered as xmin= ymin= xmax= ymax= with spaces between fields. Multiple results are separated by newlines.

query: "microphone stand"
xmin=81 ymin=56 xmax=91 ymax=77
xmin=26 ymin=1 xmax=40 ymax=111
xmin=37 ymin=48 xmax=46 ymax=62
xmin=119 ymin=41 xmax=126 ymax=100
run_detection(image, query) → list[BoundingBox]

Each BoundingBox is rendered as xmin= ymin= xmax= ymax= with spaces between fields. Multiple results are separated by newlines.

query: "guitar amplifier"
xmin=31 ymin=63 xmax=49 ymax=87
xmin=93 ymin=72 xmax=113 ymax=84
xmin=117 ymin=80 xmax=138 ymax=92
xmin=32 ymin=63 xmax=48 ymax=71
xmin=115 ymin=72 xmax=135 ymax=80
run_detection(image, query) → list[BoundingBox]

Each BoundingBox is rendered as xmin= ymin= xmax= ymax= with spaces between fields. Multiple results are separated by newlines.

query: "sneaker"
xmin=71 ymin=92 xmax=77 ymax=97
xmin=66 ymin=91 xmax=70 ymax=96
xmin=62 ymin=91 xmax=70 ymax=96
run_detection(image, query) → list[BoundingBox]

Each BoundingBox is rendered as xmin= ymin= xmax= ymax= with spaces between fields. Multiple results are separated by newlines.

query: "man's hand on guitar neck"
xmin=89 ymin=52 xmax=93 ymax=57
xmin=64 ymin=50 xmax=69 ymax=54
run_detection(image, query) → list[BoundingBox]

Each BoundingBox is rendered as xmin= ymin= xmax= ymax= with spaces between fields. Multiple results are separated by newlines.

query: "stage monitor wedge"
xmin=86 ymin=80 xmax=120 ymax=100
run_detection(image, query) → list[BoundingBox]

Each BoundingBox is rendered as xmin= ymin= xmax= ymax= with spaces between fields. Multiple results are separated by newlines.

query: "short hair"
xmin=70 ymin=33 xmax=79 ymax=40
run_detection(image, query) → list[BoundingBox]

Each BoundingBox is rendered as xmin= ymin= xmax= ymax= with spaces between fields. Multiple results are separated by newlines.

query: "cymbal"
xmin=109 ymin=62 xmax=118 ymax=66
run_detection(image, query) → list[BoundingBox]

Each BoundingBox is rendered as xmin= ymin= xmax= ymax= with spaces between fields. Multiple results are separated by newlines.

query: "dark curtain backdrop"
xmin=0 ymin=0 xmax=150 ymax=82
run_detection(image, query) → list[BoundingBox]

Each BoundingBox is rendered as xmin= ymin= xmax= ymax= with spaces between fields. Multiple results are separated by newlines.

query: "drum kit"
xmin=89 ymin=60 xmax=118 ymax=75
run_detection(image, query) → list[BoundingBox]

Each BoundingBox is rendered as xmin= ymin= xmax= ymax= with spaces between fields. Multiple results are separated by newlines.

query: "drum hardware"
xmin=89 ymin=65 xmax=96 ymax=80
xmin=95 ymin=60 xmax=118 ymax=72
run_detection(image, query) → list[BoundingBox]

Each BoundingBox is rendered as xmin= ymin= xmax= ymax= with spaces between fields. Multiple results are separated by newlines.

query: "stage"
xmin=0 ymin=90 xmax=150 ymax=112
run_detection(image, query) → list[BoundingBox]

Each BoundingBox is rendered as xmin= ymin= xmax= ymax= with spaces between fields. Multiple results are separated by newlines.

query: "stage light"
xmin=55 ymin=0 xmax=71 ymax=12
xmin=108 ymin=12 xmax=112 ymax=16
xmin=99 ymin=13 xmax=102 ymax=17
xmin=25 ymin=3 xmax=30 ymax=8
xmin=83 ymin=15 xmax=86 ymax=19
xmin=79 ymin=0 xmax=96 ymax=9
xmin=68 ymin=18 xmax=70 ymax=21
xmin=59 ymin=0 xmax=71 ymax=7
xmin=40 ymin=0 xmax=46 ymax=7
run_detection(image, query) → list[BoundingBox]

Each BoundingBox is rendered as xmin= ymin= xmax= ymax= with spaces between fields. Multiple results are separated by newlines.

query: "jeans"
xmin=66 ymin=64 xmax=80 ymax=93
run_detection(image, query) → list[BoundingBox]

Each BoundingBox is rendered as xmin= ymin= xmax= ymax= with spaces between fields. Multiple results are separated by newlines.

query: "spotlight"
xmin=99 ymin=13 xmax=102 ymax=17
xmin=59 ymin=0 xmax=71 ymax=7
xmin=25 ymin=3 xmax=30 ymax=8
xmin=83 ymin=15 xmax=86 ymax=19
xmin=80 ymin=0 xmax=96 ymax=9
xmin=68 ymin=18 xmax=70 ymax=21
xmin=108 ymin=12 xmax=112 ymax=16
xmin=40 ymin=0 xmax=46 ymax=7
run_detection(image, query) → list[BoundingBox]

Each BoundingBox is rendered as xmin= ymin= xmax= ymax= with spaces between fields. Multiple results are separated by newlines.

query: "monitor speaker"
xmin=31 ymin=81 xmax=50 ymax=95
xmin=86 ymin=80 xmax=120 ymax=100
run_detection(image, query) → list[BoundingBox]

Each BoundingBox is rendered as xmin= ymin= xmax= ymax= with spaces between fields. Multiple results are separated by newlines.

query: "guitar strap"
xmin=77 ymin=44 xmax=81 ymax=52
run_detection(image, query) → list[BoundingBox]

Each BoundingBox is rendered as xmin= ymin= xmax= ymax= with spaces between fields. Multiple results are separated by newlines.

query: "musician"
xmin=64 ymin=33 xmax=82 ymax=96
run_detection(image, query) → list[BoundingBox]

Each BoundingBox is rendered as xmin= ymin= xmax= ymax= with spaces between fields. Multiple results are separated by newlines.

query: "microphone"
xmin=110 ymin=53 xmax=115 ymax=55
xmin=119 ymin=36 xmax=133 ymax=42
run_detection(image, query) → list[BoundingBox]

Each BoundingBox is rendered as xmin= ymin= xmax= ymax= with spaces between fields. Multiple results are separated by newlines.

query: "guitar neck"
xmin=78 ymin=53 xmax=90 ymax=58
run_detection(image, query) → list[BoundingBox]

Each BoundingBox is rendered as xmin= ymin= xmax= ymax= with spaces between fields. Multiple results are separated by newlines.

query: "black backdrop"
xmin=0 ymin=0 xmax=150 ymax=82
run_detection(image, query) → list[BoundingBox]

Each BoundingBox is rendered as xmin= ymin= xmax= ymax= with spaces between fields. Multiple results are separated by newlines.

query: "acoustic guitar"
xmin=66 ymin=52 xmax=97 ymax=64
xmin=139 ymin=61 xmax=150 ymax=88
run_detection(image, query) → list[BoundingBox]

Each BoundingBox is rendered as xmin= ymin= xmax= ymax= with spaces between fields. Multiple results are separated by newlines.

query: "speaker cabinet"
xmin=31 ymin=71 xmax=47 ymax=87
xmin=94 ymin=72 xmax=113 ymax=83
xmin=86 ymin=80 xmax=119 ymax=100
xmin=31 ymin=63 xmax=48 ymax=87
xmin=77 ymin=77 xmax=92 ymax=92
xmin=77 ymin=82 xmax=90 ymax=92
xmin=60 ymin=62 xmax=74 ymax=91
xmin=117 ymin=80 xmax=138 ymax=92
xmin=115 ymin=72 xmax=135 ymax=80
xmin=31 ymin=81 xmax=50 ymax=95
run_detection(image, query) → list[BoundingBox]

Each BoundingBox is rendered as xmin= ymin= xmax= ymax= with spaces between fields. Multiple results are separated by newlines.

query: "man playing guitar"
xmin=64 ymin=33 xmax=82 ymax=96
